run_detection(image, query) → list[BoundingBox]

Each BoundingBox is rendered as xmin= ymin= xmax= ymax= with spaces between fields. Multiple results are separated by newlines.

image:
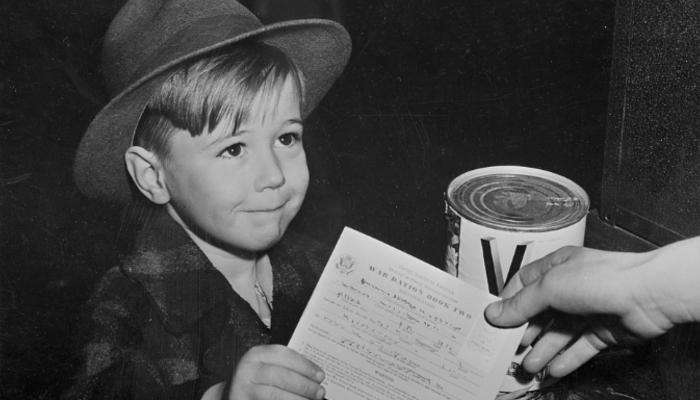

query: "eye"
xmin=222 ymin=143 xmax=244 ymax=158
xmin=276 ymin=132 xmax=301 ymax=148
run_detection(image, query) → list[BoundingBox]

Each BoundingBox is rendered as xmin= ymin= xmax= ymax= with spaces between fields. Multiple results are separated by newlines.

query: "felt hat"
xmin=74 ymin=0 xmax=351 ymax=203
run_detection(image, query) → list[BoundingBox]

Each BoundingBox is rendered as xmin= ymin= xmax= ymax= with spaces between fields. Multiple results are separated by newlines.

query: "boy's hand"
xmin=229 ymin=344 xmax=326 ymax=400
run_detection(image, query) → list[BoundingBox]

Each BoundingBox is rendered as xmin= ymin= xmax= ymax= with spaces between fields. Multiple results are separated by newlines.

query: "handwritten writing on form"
xmin=288 ymin=228 xmax=526 ymax=400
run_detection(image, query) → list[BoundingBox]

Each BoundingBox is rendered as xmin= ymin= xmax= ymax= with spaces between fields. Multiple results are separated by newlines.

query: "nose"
xmin=253 ymin=149 xmax=285 ymax=191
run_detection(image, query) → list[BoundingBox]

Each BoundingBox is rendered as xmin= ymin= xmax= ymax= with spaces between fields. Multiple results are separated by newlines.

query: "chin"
xmin=225 ymin=211 xmax=297 ymax=252
xmin=239 ymin=228 xmax=286 ymax=252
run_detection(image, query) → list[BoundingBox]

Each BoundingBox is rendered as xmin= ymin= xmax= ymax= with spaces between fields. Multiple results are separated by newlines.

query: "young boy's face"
xmin=163 ymin=78 xmax=308 ymax=253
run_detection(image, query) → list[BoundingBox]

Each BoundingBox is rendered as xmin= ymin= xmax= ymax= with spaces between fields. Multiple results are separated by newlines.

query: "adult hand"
xmin=485 ymin=237 xmax=700 ymax=378
xmin=228 ymin=344 xmax=325 ymax=400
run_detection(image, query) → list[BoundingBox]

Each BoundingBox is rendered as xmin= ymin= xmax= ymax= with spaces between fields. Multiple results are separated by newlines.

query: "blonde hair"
xmin=134 ymin=41 xmax=304 ymax=161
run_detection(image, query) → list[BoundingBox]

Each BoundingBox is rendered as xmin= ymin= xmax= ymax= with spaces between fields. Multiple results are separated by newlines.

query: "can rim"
xmin=446 ymin=166 xmax=590 ymax=232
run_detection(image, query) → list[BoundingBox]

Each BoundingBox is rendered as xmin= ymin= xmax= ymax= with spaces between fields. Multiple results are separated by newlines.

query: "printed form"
xmin=288 ymin=228 xmax=527 ymax=400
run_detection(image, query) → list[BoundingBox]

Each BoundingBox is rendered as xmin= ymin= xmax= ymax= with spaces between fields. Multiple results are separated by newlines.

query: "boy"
xmin=65 ymin=0 xmax=350 ymax=399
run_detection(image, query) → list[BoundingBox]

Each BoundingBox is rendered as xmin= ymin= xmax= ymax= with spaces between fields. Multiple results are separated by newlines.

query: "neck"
xmin=166 ymin=205 xmax=258 ymax=285
xmin=188 ymin=229 xmax=258 ymax=284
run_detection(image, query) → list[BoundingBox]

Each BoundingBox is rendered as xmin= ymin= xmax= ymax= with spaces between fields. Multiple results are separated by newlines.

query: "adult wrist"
xmin=646 ymin=236 xmax=700 ymax=326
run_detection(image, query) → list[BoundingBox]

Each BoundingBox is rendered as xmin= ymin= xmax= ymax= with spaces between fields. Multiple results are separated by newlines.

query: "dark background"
xmin=1 ymin=1 xmax=615 ymax=398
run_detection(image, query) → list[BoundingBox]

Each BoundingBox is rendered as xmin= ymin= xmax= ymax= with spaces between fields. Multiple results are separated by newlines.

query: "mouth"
xmin=243 ymin=203 xmax=286 ymax=213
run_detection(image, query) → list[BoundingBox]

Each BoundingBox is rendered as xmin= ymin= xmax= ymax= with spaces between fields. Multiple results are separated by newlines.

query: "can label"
xmin=444 ymin=166 xmax=589 ymax=392
xmin=446 ymin=212 xmax=587 ymax=295
xmin=445 ymin=166 xmax=589 ymax=296
xmin=445 ymin=201 xmax=461 ymax=278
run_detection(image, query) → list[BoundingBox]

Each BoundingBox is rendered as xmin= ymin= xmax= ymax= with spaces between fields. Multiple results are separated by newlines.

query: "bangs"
xmin=135 ymin=41 xmax=304 ymax=160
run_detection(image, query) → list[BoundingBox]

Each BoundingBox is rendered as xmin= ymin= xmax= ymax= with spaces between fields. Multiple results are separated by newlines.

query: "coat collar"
xmin=119 ymin=207 xmax=326 ymax=337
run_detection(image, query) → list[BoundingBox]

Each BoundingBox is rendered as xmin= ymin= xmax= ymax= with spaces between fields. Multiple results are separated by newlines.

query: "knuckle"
xmin=553 ymin=245 xmax=577 ymax=264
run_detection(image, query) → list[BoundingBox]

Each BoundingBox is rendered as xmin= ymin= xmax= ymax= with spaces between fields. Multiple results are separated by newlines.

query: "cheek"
xmin=168 ymin=168 xmax=221 ymax=212
xmin=294 ymin=161 xmax=310 ymax=196
xmin=298 ymin=151 xmax=310 ymax=181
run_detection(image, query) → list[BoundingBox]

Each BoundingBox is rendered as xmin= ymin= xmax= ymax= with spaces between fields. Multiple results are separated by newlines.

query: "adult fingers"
xmin=486 ymin=248 xmax=575 ymax=327
xmin=522 ymin=315 xmax=588 ymax=373
xmin=547 ymin=329 xmax=608 ymax=378
xmin=520 ymin=310 xmax=555 ymax=347
xmin=485 ymin=279 xmax=552 ymax=328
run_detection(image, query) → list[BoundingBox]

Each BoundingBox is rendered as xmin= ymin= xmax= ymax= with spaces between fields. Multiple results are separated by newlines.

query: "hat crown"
xmin=102 ymin=0 xmax=260 ymax=97
xmin=76 ymin=0 xmax=351 ymax=203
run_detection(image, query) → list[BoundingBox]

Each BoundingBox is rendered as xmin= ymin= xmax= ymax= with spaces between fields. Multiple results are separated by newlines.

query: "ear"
xmin=124 ymin=146 xmax=171 ymax=205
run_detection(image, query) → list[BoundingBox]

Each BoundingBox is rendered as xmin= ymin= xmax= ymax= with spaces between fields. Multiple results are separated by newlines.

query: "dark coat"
xmin=64 ymin=210 xmax=330 ymax=400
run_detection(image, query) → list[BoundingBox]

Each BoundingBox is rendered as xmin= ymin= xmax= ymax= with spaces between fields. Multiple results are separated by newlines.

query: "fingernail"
xmin=485 ymin=301 xmax=503 ymax=321
xmin=316 ymin=386 xmax=326 ymax=400
xmin=315 ymin=370 xmax=325 ymax=382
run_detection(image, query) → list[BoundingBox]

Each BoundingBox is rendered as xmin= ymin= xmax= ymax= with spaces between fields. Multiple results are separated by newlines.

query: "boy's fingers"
xmin=254 ymin=364 xmax=325 ymax=400
xmin=251 ymin=345 xmax=325 ymax=383
xmin=237 ymin=346 xmax=325 ymax=400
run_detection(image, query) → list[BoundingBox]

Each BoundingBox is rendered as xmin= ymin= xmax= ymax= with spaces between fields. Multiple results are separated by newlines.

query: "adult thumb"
xmin=484 ymin=300 xmax=505 ymax=325
xmin=485 ymin=286 xmax=548 ymax=328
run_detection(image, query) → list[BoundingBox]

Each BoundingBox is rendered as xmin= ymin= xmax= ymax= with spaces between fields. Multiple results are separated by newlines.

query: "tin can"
xmin=444 ymin=165 xmax=589 ymax=392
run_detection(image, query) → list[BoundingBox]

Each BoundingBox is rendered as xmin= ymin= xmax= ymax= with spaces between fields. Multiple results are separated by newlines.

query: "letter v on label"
xmin=480 ymin=238 xmax=533 ymax=295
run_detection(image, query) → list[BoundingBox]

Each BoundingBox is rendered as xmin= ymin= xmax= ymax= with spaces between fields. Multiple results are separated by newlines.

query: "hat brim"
xmin=74 ymin=18 xmax=351 ymax=204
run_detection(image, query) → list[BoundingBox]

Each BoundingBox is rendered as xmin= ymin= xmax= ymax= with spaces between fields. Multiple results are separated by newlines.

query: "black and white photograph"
xmin=2 ymin=1 xmax=700 ymax=399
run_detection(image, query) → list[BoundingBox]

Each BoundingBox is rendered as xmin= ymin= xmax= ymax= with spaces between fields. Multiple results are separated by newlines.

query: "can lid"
xmin=447 ymin=166 xmax=589 ymax=232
